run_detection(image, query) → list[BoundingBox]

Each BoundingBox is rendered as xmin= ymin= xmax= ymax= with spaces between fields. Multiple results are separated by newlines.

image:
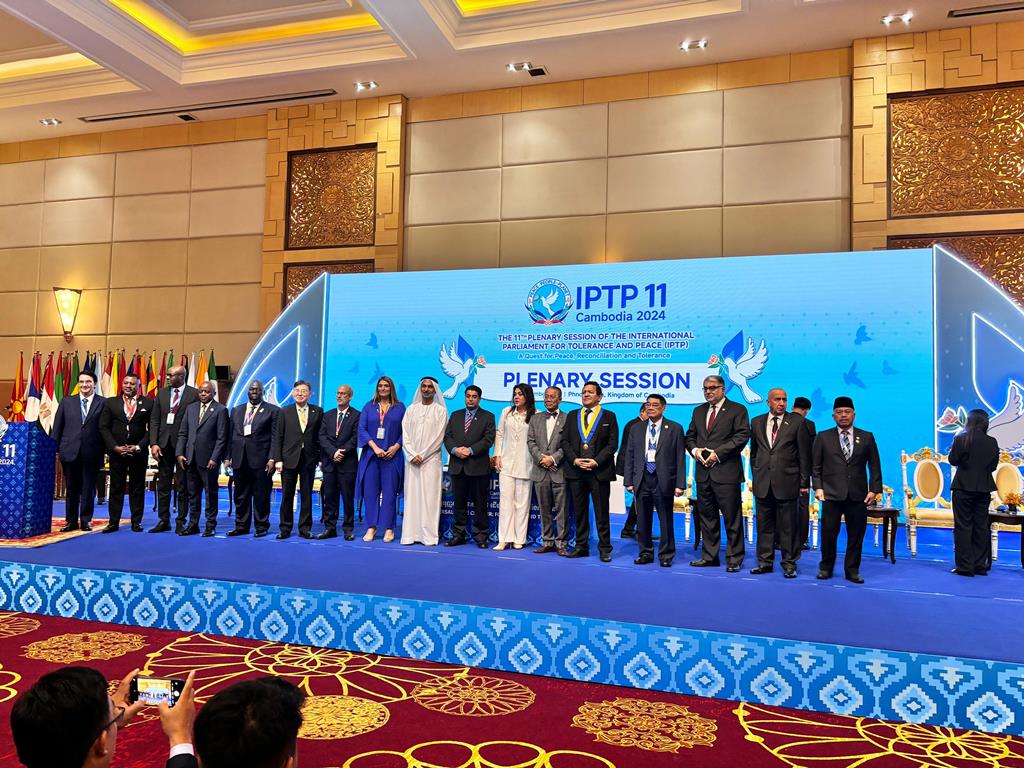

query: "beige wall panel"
xmin=406 ymin=169 xmax=501 ymax=225
xmin=41 ymin=198 xmax=113 ymax=246
xmin=723 ymin=138 xmax=849 ymax=206
xmin=188 ymin=187 xmax=265 ymax=237
xmin=407 ymin=115 xmax=501 ymax=174
xmin=113 ymin=193 xmax=190 ymax=241
xmin=502 ymin=104 xmax=608 ymax=165
xmin=190 ymin=140 xmax=267 ymax=190
xmin=607 ymin=150 xmax=722 ymax=213
xmin=0 ymin=336 xmax=37 ymax=363
xmin=0 ymin=204 xmax=42 ymax=248
xmin=105 ymin=334 xmax=184 ymax=358
xmin=33 ymin=335 xmax=106 ymax=357
xmin=182 ymin=332 xmax=258 ymax=371
xmin=187 ymin=235 xmax=262 ymax=285
xmin=107 ymin=287 xmax=186 ymax=334
xmin=0 ymin=292 xmax=38 ymax=335
xmin=38 ymin=244 xmax=111 ymax=290
xmin=0 ymin=161 xmax=43 ymax=206
xmin=606 ymin=208 xmax=723 ymax=261
xmin=500 ymin=216 xmax=605 ymax=267
xmin=184 ymin=284 xmax=260 ymax=333
xmin=35 ymin=288 xmax=107 ymax=336
xmin=405 ymin=223 xmax=500 ymax=271
xmin=0 ymin=248 xmax=40 ymax=291
xmin=724 ymin=78 xmax=849 ymax=146
xmin=115 ymin=147 xmax=191 ymax=196
xmin=608 ymin=91 xmax=722 ymax=156
xmin=501 ymin=160 xmax=607 ymax=220
xmin=111 ymin=240 xmax=188 ymax=288
xmin=43 ymin=155 xmax=115 ymax=201
xmin=723 ymin=200 xmax=850 ymax=256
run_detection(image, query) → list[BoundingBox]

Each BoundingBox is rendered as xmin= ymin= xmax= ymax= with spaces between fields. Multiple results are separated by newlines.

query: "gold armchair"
xmin=991 ymin=451 xmax=1024 ymax=562
xmin=901 ymin=447 xmax=952 ymax=556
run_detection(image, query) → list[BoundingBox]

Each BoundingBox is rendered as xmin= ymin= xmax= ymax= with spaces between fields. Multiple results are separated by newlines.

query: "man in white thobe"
xmin=401 ymin=377 xmax=448 ymax=545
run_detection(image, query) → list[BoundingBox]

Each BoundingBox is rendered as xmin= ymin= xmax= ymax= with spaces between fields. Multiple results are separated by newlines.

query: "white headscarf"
xmin=403 ymin=378 xmax=448 ymax=458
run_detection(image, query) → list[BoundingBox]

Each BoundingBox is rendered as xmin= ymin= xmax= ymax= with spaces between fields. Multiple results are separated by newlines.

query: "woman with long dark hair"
xmin=493 ymin=383 xmax=537 ymax=550
xmin=948 ymin=408 xmax=999 ymax=576
xmin=355 ymin=376 xmax=405 ymax=543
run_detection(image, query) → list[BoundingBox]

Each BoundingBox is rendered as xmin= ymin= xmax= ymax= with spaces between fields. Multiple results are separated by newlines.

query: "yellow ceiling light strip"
xmin=0 ymin=52 xmax=97 ymax=81
xmin=107 ymin=0 xmax=379 ymax=53
xmin=456 ymin=0 xmax=541 ymax=12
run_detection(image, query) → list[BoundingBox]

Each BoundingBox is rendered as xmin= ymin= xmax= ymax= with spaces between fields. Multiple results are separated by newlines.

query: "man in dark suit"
xmin=443 ymin=385 xmax=495 ymax=548
xmin=685 ymin=374 xmax=751 ymax=572
xmin=226 ymin=380 xmax=279 ymax=537
xmin=52 ymin=371 xmax=106 ymax=532
xmin=749 ymin=388 xmax=810 ymax=578
xmin=176 ymin=381 xmax=229 ymax=537
xmin=623 ymin=393 xmax=685 ymax=567
xmin=527 ymin=385 xmax=569 ymax=555
xmin=149 ymin=365 xmax=198 ymax=533
xmin=562 ymin=380 xmax=619 ymax=562
xmin=792 ymin=395 xmax=816 ymax=550
xmin=317 ymin=384 xmax=359 ymax=540
xmin=812 ymin=396 xmax=882 ymax=584
xmin=615 ymin=402 xmax=648 ymax=539
xmin=98 ymin=373 xmax=152 ymax=533
xmin=272 ymin=380 xmax=323 ymax=539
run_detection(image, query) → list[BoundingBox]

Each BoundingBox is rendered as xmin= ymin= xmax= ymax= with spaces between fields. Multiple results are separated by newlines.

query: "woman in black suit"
xmin=948 ymin=409 xmax=1000 ymax=576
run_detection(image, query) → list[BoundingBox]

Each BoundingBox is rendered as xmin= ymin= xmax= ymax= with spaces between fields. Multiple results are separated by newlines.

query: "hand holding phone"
xmin=129 ymin=675 xmax=185 ymax=708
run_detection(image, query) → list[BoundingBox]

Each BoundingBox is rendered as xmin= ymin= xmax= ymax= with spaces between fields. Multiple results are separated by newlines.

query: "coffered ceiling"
xmin=0 ymin=0 xmax=1020 ymax=143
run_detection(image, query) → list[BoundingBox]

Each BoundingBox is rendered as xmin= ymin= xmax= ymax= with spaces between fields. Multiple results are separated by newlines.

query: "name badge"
xmin=166 ymin=414 xmax=175 ymax=425
xmin=376 ymin=427 xmax=386 ymax=440
xmin=646 ymin=448 xmax=657 ymax=462
xmin=243 ymin=424 xmax=252 ymax=436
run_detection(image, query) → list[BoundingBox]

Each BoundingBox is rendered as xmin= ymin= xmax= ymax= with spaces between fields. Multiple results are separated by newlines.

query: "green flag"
xmin=69 ymin=352 xmax=81 ymax=395
xmin=54 ymin=353 xmax=65 ymax=403
xmin=206 ymin=349 xmax=218 ymax=397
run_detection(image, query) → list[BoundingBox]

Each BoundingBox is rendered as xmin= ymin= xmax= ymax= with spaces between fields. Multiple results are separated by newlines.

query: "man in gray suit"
xmin=527 ymin=386 xmax=569 ymax=555
xmin=176 ymin=381 xmax=229 ymax=536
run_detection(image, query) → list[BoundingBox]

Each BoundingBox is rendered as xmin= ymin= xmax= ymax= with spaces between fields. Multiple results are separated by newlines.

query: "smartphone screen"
xmin=132 ymin=676 xmax=183 ymax=707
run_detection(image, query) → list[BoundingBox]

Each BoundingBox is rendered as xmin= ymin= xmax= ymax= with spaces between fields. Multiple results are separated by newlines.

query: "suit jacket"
xmin=149 ymin=385 xmax=199 ymax=451
xmin=319 ymin=406 xmax=360 ymax=475
xmin=175 ymin=400 xmax=229 ymax=467
xmin=228 ymin=401 xmax=280 ymax=469
xmin=561 ymin=406 xmax=619 ymax=482
xmin=748 ymin=412 xmax=810 ymax=500
xmin=526 ymin=410 xmax=567 ymax=482
xmin=167 ymin=753 xmax=198 ymax=768
xmin=949 ymin=432 xmax=999 ymax=493
xmin=685 ymin=399 xmax=751 ymax=484
xmin=99 ymin=395 xmax=153 ymax=454
xmin=622 ymin=417 xmax=686 ymax=497
xmin=52 ymin=394 xmax=106 ymax=464
xmin=444 ymin=408 xmax=495 ymax=476
xmin=615 ymin=416 xmax=644 ymax=476
xmin=273 ymin=403 xmax=323 ymax=469
xmin=812 ymin=427 xmax=883 ymax=501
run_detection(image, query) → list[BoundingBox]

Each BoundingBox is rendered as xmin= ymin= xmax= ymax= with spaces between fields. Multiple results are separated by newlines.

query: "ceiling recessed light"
xmin=39 ymin=117 xmax=61 ymax=126
xmin=679 ymin=39 xmax=709 ymax=51
xmin=882 ymin=9 xmax=913 ymax=24
xmin=507 ymin=61 xmax=532 ymax=72
xmin=354 ymin=80 xmax=378 ymax=92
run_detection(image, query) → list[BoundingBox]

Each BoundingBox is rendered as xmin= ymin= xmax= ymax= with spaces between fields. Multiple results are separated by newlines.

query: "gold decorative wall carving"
xmin=889 ymin=232 xmax=1024 ymax=306
xmin=287 ymin=147 xmax=377 ymax=249
xmin=263 ymin=96 xmax=405 ymax=329
xmin=890 ymin=87 xmax=1024 ymax=217
xmin=284 ymin=261 xmax=374 ymax=305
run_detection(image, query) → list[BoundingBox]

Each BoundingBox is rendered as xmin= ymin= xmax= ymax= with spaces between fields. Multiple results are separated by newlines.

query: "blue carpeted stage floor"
xmin=3 ymin=490 xmax=1021 ymax=664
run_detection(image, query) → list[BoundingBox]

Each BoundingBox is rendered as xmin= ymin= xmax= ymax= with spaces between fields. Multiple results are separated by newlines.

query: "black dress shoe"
xmin=565 ymin=549 xmax=589 ymax=559
xmin=226 ymin=529 xmax=248 ymax=536
xmin=726 ymin=564 xmax=740 ymax=573
xmin=599 ymin=553 xmax=612 ymax=563
xmin=181 ymin=526 xmax=200 ymax=536
xmin=974 ymin=568 xmax=989 ymax=576
xmin=689 ymin=559 xmax=719 ymax=567
xmin=344 ymin=532 xmax=355 ymax=541
xmin=476 ymin=541 xmax=488 ymax=549
xmin=783 ymin=568 xmax=797 ymax=579
xmin=149 ymin=523 xmax=171 ymax=533
xmin=620 ymin=530 xmax=636 ymax=539
xmin=174 ymin=528 xmax=185 ymax=536
xmin=81 ymin=521 xmax=93 ymax=530
xmin=816 ymin=570 xmax=832 ymax=580
xmin=750 ymin=566 xmax=774 ymax=575
xmin=951 ymin=568 xmax=974 ymax=577
xmin=131 ymin=524 xmax=143 ymax=532
xmin=316 ymin=530 xmax=338 ymax=540
xmin=254 ymin=530 xmax=269 ymax=538
xmin=801 ymin=543 xmax=811 ymax=551
xmin=299 ymin=531 xmax=313 ymax=539
xmin=444 ymin=537 xmax=466 ymax=547
xmin=59 ymin=523 xmax=80 ymax=533
xmin=101 ymin=525 xmax=119 ymax=533
xmin=275 ymin=532 xmax=290 ymax=540
xmin=845 ymin=573 xmax=865 ymax=584
xmin=660 ymin=559 xmax=672 ymax=568
xmin=634 ymin=554 xmax=654 ymax=565
xmin=201 ymin=531 xmax=215 ymax=538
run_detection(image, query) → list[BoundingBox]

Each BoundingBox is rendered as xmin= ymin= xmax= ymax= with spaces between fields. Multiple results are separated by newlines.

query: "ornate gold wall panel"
xmin=263 ymin=95 xmax=405 ymax=329
xmin=287 ymin=147 xmax=377 ymax=249
xmin=890 ymin=87 xmax=1024 ymax=217
xmin=284 ymin=261 xmax=374 ymax=305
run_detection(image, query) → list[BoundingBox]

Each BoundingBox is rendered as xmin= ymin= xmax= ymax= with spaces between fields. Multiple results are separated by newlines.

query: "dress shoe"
xmin=444 ymin=537 xmax=465 ymax=547
xmin=974 ymin=568 xmax=989 ymax=576
xmin=299 ymin=531 xmax=313 ymax=539
xmin=801 ymin=543 xmax=811 ymax=551
xmin=476 ymin=541 xmax=488 ymax=549
xmin=131 ymin=524 xmax=143 ymax=532
xmin=565 ymin=549 xmax=590 ymax=559
xmin=726 ymin=564 xmax=740 ymax=573
xmin=951 ymin=569 xmax=974 ymax=577
xmin=174 ymin=528 xmax=185 ymax=536
xmin=660 ymin=559 xmax=672 ymax=568
xmin=493 ymin=543 xmax=508 ymax=551
xmin=816 ymin=570 xmax=832 ymax=580
xmin=101 ymin=525 xmax=119 ymax=533
xmin=557 ymin=547 xmax=568 ymax=557
xmin=620 ymin=530 xmax=636 ymax=539
xmin=533 ymin=545 xmax=557 ymax=554
xmin=181 ymin=525 xmax=200 ymax=536
xmin=59 ymin=523 xmax=80 ymax=533
xmin=599 ymin=553 xmax=612 ymax=563
xmin=363 ymin=530 xmax=376 ymax=542
xmin=225 ymin=529 xmax=248 ymax=536
xmin=149 ymin=523 xmax=171 ymax=533
xmin=201 ymin=531 xmax=215 ymax=538
xmin=254 ymin=530 xmax=269 ymax=538
xmin=343 ymin=532 xmax=355 ymax=541
xmin=276 ymin=532 xmax=291 ymax=540
xmin=750 ymin=566 xmax=774 ymax=575
xmin=316 ymin=530 xmax=338 ymax=540
xmin=634 ymin=554 xmax=654 ymax=565
xmin=689 ymin=559 xmax=720 ymax=567
xmin=845 ymin=573 xmax=865 ymax=584
xmin=383 ymin=530 xmax=395 ymax=543
xmin=783 ymin=568 xmax=797 ymax=579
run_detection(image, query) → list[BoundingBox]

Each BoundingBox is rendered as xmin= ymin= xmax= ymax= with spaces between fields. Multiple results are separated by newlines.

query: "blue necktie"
xmin=645 ymin=422 xmax=657 ymax=474
xmin=841 ymin=430 xmax=852 ymax=460
xmin=81 ymin=398 xmax=88 ymax=422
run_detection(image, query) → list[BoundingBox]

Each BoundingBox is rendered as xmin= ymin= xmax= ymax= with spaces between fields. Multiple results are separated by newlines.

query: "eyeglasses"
xmin=98 ymin=705 xmax=125 ymax=735
xmin=702 ymin=386 xmax=723 ymax=392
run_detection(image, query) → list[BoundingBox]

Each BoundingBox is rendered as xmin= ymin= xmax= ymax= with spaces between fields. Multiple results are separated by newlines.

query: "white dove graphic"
xmin=439 ymin=337 xmax=485 ymax=400
xmin=717 ymin=337 xmax=768 ymax=404
xmin=540 ymin=290 xmax=559 ymax=318
xmin=989 ymin=381 xmax=1024 ymax=453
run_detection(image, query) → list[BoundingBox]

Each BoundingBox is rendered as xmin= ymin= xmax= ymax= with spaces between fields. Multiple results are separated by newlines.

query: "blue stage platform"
xmin=2 ymin=492 xmax=1023 ymax=735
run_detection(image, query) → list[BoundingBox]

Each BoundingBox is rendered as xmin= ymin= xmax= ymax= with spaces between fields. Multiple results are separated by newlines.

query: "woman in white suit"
xmin=493 ymin=384 xmax=536 ymax=550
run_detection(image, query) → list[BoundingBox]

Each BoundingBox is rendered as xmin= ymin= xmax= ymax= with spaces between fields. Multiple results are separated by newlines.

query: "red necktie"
xmin=707 ymin=404 xmax=717 ymax=431
xmin=770 ymin=416 xmax=779 ymax=445
xmin=170 ymin=388 xmax=180 ymax=413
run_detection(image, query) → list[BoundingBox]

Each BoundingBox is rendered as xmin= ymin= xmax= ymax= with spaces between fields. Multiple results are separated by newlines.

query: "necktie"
xmin=336 ymin=411 xmax=344 ymax=436
xmin=81 ymin=397 xmax=89 ymax=422
xmin=646 ymin=421 xmax=657 ymax=474
xmin=244 ymin=405 xmax=256 ymax=426
xmin=841 ymin=430 xmax=852 ymax=460
xmin=584 ymin=408 xmax=593 ymax=429
xmin=125 ymin=396 xmax=136 ymax=420
xmin=707 ymin=404 xmax=717 ymax=431
xmin=170 ymin=388 xmax=180 ymax=414
xmin=770 ymin=416 xmax=779 ymax=446
xmin=464 ymin=410 xmax=473 ymax=432
xmin=199 ymin=404 xmax=208 ymax=425
xmin=298 ymin=407 xmax=307 ymax=432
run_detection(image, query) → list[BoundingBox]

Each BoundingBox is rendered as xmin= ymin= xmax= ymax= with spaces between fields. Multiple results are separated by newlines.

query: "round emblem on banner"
xmin=525 ymin=279 xmax=573 ymax=325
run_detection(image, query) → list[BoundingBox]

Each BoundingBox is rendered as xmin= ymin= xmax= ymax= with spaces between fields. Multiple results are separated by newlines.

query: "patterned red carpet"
xmin=0 ymin=611 xmax=1022 ymax=767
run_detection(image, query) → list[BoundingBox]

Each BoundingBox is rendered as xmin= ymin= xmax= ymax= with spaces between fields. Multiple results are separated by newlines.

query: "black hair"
xmin=511 ymin=383 xmax=537 ymax=423
xmin=582 ymin=381 xmax=602 ymax=396
xmin=646 ymin=393 xmax=667 ymax=405
xmin=465 ymin=385 xmax=482 ymax=397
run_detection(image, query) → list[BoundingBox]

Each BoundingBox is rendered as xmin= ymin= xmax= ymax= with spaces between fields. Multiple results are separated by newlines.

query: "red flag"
xmin=117 ymin=350 xmax=126 ymax=390
xmin=159 ymin=351 xmax=168 ymax=389
xmin=39 ymin=353 xmax=56 ymax=432
xmin=6 ymin=351 xmax=26 ymax=422
xmin=62 ymin=352 xmax=72 ymax=397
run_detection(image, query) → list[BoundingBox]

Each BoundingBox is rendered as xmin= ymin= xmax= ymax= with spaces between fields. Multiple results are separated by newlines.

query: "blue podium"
xmin=0 ymin=421 xmax=56 ymax=538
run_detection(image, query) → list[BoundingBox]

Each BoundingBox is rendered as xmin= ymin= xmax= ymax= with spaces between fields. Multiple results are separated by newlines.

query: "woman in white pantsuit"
xmin=494 ymin=384 xmax=536 ymax=550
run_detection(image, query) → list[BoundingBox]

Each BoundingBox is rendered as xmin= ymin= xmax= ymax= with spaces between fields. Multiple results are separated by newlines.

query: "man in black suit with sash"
xmin=149 ymin=365 xmax=198 ymax=533
xmin=317 ymin=384 xmax=360 ymax=540
xmin=792 ymin=395 xmax=816 ymax=550
xmin=176 ymin=381 xmax=229 ymax=536
xmin=623 ymin=393 xmax=685 ymax=567
xmin=812 ymin=395 xmax=882 ymax=584
xmin=99 ymin=373 xmax=152 ymax=532
xmin=685 ymin=374 xmax=751 ymax=571
xmin=52 ymin=371 xmax=106 ymax=532
xmin=226 ymin=380 xmax=279 ymax=538
xmin=272 ymin=380 xmax=323 ymax=539
xmin=444 ymin=385 xmax=495 ymax=548
xmin=562 ymin=381 xmax=619 ymax=562
xmin=749 ymin=388 xmax=810 ymax=577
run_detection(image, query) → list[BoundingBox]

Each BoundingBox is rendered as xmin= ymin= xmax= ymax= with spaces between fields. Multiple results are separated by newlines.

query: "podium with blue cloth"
xmin=0 ymin=422 xmax=56 ymax=538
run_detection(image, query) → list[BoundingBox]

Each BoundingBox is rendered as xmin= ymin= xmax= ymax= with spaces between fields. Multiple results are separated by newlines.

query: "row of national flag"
xmin=6 ymin=349 xmax=218 ymax=433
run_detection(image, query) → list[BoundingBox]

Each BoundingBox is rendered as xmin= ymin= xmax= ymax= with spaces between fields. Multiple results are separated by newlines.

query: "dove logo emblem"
xmin=526 ymin=279 xmax=573 ymax=325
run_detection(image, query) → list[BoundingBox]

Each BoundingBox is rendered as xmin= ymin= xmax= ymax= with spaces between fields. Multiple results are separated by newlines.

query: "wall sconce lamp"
xmin=53 ymin=287 xmax=82 ymax=343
